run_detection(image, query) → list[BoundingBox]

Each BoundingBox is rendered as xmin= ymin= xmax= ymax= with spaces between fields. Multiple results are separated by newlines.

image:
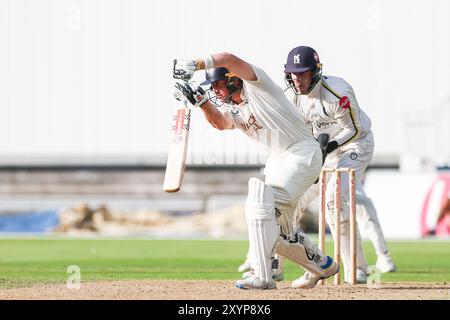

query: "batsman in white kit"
xmin=172 ymin=52 xmax=339 ymax=290
xmin=282 ymin=46 xmax=396 ymax=286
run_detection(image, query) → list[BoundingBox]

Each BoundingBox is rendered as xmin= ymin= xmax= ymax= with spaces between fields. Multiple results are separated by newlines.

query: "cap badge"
xmin=313 ymin=52 xmax=319 ymax=62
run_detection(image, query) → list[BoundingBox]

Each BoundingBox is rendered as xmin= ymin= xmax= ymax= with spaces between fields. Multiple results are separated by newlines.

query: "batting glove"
xmin=173 ymin=59 xmax=198 ymax=81
xmin=174 ymin=81 xmax=208 ymax=108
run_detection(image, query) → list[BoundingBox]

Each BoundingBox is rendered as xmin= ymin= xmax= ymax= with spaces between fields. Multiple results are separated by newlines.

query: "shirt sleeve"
xmin=286 ymin=90 xmax=313 ymax=136
xmin=330 ymin=91 xmax=361 ymax=146
xmin=243 ymin=65 xmax=276 ymax=92
xmin=298 ymin=106 xmax=312 ymax=132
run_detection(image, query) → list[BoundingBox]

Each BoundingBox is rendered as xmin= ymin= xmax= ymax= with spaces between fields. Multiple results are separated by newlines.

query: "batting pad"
xmin=327 ymin=207 xmax=368 ymax=280
xmin=245 ymin=178 xmax=280 ymax=283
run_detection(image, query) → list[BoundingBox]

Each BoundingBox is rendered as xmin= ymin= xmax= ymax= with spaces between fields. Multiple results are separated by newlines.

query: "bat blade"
xmin=163 ymin=107 xmax=191 ymax=193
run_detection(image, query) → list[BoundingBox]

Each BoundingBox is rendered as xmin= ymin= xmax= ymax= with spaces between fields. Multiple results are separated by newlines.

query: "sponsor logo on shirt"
xmin=240 ymin=113 xmax=263 ymax=136
xmin=316 ymin=121 xmax=338 ymax=129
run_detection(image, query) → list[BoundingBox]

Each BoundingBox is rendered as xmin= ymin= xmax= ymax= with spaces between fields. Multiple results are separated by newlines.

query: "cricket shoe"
xmin=242 ymin=270 xmax=284 ymax=282
xmin=346 ymin=267 xmax=368 ymax=284
xmin=237 ymin=257 xmax=251 ymax=273
xmin=340 ymin=266 xmax=375 ymax=284
xmin=291 ymin=256 xmax=339 ymax=289
xmin=376 ymin=254 xmax=397 ymax=273
xmin=271 ymin=256 xmax=285 ymax=281
xmin=235 ymin=275 xmax=276 ymax=290
xmin=357 ymin=268 xmax=368 ymax=283
xmin=241 ymin=257 xmax=284 ymax=281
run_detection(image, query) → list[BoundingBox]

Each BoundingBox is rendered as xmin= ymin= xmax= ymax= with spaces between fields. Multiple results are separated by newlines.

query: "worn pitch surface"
xmin=1 ymin=280 xmax=449 ymax=300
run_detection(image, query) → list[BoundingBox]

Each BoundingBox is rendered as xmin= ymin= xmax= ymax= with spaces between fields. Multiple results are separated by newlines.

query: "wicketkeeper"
xmin=283 ymin=45 xmax=396 ymax=287
xmin=172 ymin=53 xmax=338 ymax=290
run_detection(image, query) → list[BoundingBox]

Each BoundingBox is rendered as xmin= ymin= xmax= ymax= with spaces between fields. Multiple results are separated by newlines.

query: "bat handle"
xmin=183 ymin=79 xmax=189 ymax=109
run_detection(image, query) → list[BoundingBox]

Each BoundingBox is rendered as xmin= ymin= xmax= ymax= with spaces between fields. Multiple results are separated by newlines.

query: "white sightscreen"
xmin=0 ymin=0 xmax=449 ymax=165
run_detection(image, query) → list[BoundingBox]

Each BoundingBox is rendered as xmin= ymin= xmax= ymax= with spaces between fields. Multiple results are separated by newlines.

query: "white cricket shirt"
xmin=288 ymin=76 xmax=372 ymax=147
xmin=224 ymin=65 xmax=316 ymax=155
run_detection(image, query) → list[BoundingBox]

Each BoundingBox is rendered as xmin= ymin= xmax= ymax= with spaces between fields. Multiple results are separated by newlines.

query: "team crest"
xmin=294 ymin=54 xmax=301 ymax=64
xmin=313 ymin=52 xmax=319 ymax=62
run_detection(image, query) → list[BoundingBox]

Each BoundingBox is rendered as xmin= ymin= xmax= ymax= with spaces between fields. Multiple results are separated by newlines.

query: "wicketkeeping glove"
xmin=325 ymin=141 xmax=339 ymax=154
xmin=174 ymin=81 xmax=208 ymax=108
xmin=317 ymin=133 xmax=330 ymax=163
xmin=173 ymin=59 xmax=198 ymax=80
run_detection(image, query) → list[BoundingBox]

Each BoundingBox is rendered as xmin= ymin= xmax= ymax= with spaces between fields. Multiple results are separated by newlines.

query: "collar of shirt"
xmin=307 ymin=79 xmax=322 ymax=98
xmin=237 ymin=89 xmax=248 ymax=106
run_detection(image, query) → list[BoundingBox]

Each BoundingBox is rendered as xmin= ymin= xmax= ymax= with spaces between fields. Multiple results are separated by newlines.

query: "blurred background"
xmin=0 ymin=0 xmax=449 ymax=239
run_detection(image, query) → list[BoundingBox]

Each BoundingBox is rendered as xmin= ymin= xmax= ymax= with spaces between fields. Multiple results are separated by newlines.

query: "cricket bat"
xmin=163 ymin=98 xmax=191 ymax=193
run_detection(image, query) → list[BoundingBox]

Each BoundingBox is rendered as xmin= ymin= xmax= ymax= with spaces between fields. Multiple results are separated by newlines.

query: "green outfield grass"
xmin=0 ymin=238 xmax=449 ymax=288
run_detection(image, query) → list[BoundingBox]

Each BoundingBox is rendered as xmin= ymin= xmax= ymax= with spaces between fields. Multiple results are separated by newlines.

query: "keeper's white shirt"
xmin=222 ymin=65 xmax=316 ymax=155
xmin=288 ymin=76 xmax=372 ymax=151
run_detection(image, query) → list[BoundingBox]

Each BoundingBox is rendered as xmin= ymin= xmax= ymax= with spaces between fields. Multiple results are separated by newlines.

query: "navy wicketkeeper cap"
xmin=284 ymin=46 xmax=321 ymax=73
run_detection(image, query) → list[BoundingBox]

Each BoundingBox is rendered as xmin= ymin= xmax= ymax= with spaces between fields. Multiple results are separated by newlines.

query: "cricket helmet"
xmin=284 ymin=46 xmax=323 ymax=95
xmin=200 ymin=67 xmax=242 ymax=105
